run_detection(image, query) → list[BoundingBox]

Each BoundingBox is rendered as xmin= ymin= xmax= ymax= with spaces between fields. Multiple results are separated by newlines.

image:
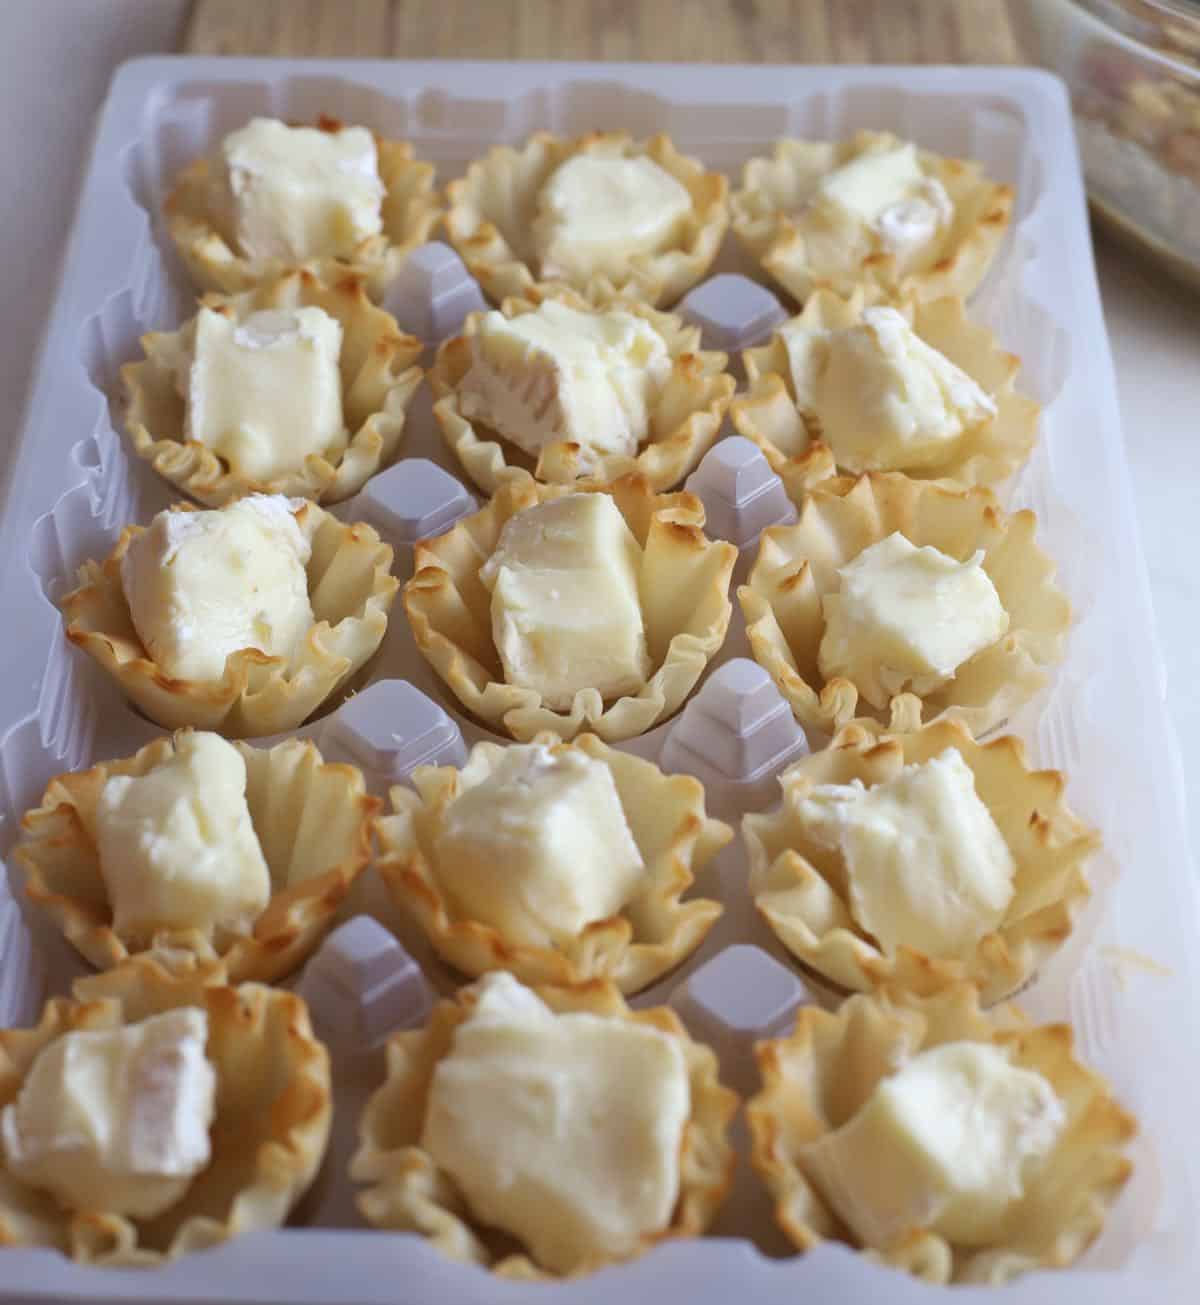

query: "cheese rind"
xmin=784 ymin=307 xmax=997 ymax=472
xmin=533 ymin=154 xmax=693 ymax=283
xmin=801 ymin=1041 xmax=1064 ymax=1248
xmin=121 ymin=495 xmax=315 ymax=683
xmin=421 ymin=973 xmax=690 ymax=1272
xmin=457 ymin=300 xmax=672 ymax=466
xmin=181 ymin=305 xmax=346 ymax=482
xmin=434 ymin=743 xmax=645 ymax=946
xmin=479 ymin=493 xmax=651 ymax=709
xmin=0 ymin=1008 xmax=217 ymax=1218
xmin=818 ymin=532 xmax=1009 ymax=707
xmin=219 ymin=117 xmax=384 ymax=262
xmin=95 ymin=730 xmax=272 ymax=942
xmin=796 ymin=749 xmax=1016 ymax=958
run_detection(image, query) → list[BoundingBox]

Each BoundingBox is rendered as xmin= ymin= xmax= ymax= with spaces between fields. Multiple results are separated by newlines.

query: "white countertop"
xmin=2 ymin=2 xmax=1197 ymax=864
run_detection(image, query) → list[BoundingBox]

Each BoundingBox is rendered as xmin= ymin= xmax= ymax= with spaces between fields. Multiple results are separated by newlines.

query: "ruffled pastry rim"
xmin=731 ymin=290 xmax=1040 ymax=494
xmin=374 ymin=732 xmax=729 ymax=993
xmin=120 ymin=268 xmax=424 ymax=507
xmin=403 ymin=474 xmax=737 ymax=743
xmin=164 ymin=116 xmax=443 ymax=297
xmin=730 ymin=129 xmax=1013 ymax=305
xmin=350 ymin=975 xmax=737 ymax=1279
xmin=61 ymin=499 xmax=398 ymax=737
xmin=743 ymin=717 xmax=1097 ymax=1004
xmin=737 ymin=471 xmax=1071 ymax=737
xmin=444 ymin=130 xmax=729 ymax=308
xmin=15 ymin=729 xmax=379 ymax=984
xmin=0 ymin=957 xmax=331 ymax=1264
xmin=429 ymin=286 xmax=735 ymax=493
xmin=746 ymin=985 xmax=1137 ymax=1284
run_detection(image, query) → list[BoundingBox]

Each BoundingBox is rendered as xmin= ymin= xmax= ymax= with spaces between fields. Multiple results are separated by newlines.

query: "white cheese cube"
xmin=458 ymin=300 xmax=672 ymax=466
xmin=479 ymin=493 xmax=651 ymax=710
xmin=818 ymin=532 xmax=1009 ymax=706
xmin=784 ymin=306 xmax=996 ymax=472
xmin=533 ymin=154 xmax=693 ymax=283
xmin=434 ymin=743 xmax=645 ymax=946
xmin=220 ymin=117 xmax=384 ymax=262
xmin=95 ymin=731 xmax=271 ymax=942
xmin=801 ymin=1041 xmax=1064 ymax=1248
xmin=422 ymin=973 xmax=690 ymax=1273
xmin=797 ymin=749 xmax=1015 ymax=958
xmin=183 ymin=305 xmax=345 ymax=482
xmin=0 ymin=1008 xmax=217 ymax=1218
xmin=816 ymin=142 xmax=927 ymax=225
xmin=121 ymin=495 xmax=315 ymax=683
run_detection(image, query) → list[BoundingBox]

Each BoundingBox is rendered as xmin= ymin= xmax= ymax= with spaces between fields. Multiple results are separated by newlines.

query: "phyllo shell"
xmin=164 ymin=117 xmax=442 ymax=297
xmin=375 ymin=732 xmax=729 ymax=993
xmin=738 ymin=472 xmax=1070 ymax=737
xmin=732 ymin=290 xmax=1039 ymax=494
xmin=351 ymin=975 xmax=736 ymax=1278
xmin=743 ymin=717 xmax=1097 ymax=1003
xmin=16 ymin=730 xmax=378 ymax=984
xmin=430 ymin=287 xmax=734 ymax=493
xmin=730 ymin=129 xmax=1012 ymax=305
xmin=444 ymin=131 xmax=728 ymax=308
xmin=404 ymin=475 xmax=737 ymax=742
xmin=0 ymin=955 xmax=331 ymax=1264
xmin=121 ymin=269 xmax=423 ymax=507
xmin=747 ymin=985 xmax=1136 ymax=1283
xmin=62 ymin=500 xmax=397 ymax=737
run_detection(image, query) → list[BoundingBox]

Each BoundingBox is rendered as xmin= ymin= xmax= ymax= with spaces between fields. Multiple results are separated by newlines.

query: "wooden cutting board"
xmin=183 ymin=0 xmax=1028 ymax=64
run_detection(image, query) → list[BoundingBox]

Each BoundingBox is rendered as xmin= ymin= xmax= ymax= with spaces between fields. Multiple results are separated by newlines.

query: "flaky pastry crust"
xmin=404 ymin=475 xmax=736 ymax=742
xmin=351 ymin=976 xmax=736 ymax=1278
xmin=747 ymin=985 xmax=1136 ymax=1283
xmin=62 ymin=500 xmax=397 ymax=736
xmin=430 ymin=286 xmax=734 ymax=493
xmin=743 ymin=717 xmax=1096 ymax=1003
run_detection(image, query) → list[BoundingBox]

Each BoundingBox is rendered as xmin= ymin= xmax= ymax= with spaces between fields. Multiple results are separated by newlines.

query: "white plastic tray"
xmin=0 ymin=57 xmax=1197 ymax=1304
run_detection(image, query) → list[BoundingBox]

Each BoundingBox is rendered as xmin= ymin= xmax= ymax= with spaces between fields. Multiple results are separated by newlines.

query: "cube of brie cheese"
xmin=434 ymin=743 xmax=645 ymax=946
xmin=479 ymin=493 xmax=651 ymax=710
xmin=815 ymin=142 xmax=952 ymax=265
xmin=797 ymin=749 xmax=1015 ymax=958
xmin=0 ymin=1008 xmax=217 ymax=1218
xmin=801 ymin=1041 xmax=1064 ymax=1248
xmin=95 ymin=731 xmax=272 ymax=943
xmin=533 ymin=153 xmax=693 ymax=283
xmin=182 ymin=305 xmax=346 ymax=482
xmin=421 ymin=972 xmax=690 ymax=1273
xmin=457 ymin=300 xmax=672 ymax=466
xmin=785 ymin=307 xmax=997 ymax=472
xmin=219 ymin=117 xmax=385 ymax=262
xmin=121 ymin=495 xmax=315 ymax=683
xmin=818 ymin=532 xmax=1009 ymax=708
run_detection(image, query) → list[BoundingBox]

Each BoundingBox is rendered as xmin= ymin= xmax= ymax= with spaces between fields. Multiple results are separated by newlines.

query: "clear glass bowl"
xmin=1016 ymin=0 xmax=1200 ymax=286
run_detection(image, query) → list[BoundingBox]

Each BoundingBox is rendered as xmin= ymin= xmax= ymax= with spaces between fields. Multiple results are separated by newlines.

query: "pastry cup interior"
xmin=737 ymin=472 xmax=1071 ymax=737
xmin=743 ymin=717 xmax=1097 ymax=1004
xmin=444 ymin=130 xmax=729 ymax=308
xmin=0 ymin=955 xmax=332 ymax=1264
xmin=62 ymin=500 xmax=398 ymax=737
xmin=121 ymin=268 xmax=424 ymax=506
xmin=732 ymin=290 xmax=1040 ymax=495
xmin=350 ymin=976 xmax=737 ymax=1279
xmin=404 ymin=474 xmax=737 ymax=743
xmin=375 ymin=731 xmax=730 ymax=993
xmin=746 ymin=984 xmax=1137 ymax=1284
xmin=164 ymin=118 xmax=443 ymax=297
xmin=730 ymin=129 xmax=1013 ymax=305
xmin=16 ymin=730 xmax=379 ymax=984
xmin=430 ymin=286 xmax=735 ymax=494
